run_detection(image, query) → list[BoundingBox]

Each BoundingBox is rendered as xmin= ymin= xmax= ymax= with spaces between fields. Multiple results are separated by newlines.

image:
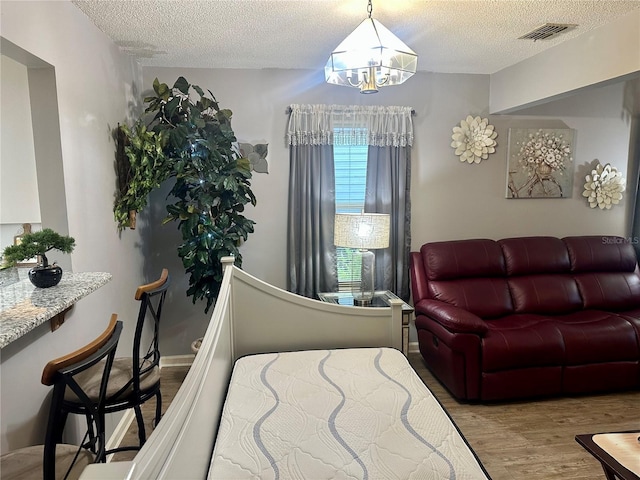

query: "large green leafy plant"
xmin=115 ymin=77 xmax=256 ymax=312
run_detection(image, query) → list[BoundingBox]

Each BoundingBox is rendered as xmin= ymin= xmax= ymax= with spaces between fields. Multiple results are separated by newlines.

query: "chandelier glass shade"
xmin=325 ymin=9 xmax=417 ymax=94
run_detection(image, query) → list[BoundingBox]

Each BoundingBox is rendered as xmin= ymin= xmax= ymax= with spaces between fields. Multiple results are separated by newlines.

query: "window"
xmin=334 ymin=130 xmax=368 ymax=289
xmin=286 ymin=103 xmax=412 ymax=299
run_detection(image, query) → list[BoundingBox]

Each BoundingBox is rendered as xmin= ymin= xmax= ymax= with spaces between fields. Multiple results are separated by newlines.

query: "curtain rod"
xmin=285 ymin=106 xmax=416 ymax=115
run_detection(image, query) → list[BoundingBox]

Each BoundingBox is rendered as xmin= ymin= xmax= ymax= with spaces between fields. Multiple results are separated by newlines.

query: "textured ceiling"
xmin=71 ymin=0 xmax=640 ymax=75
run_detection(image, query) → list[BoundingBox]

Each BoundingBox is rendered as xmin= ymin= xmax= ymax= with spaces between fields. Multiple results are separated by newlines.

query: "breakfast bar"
xmin=0 ymin=270 xmax=113 ymax=455
xmin=0 ymin=272 xmax=112 ymax=348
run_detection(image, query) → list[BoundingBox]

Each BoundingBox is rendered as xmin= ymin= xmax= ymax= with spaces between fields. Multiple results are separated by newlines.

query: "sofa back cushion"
xmin=507 ymin=275 xmax=583 ymax=314
xmin=421 ymin=239 xmax=506 ymax=280
xmin=421 ymin=239 xmax=513 ymax=318
xmin=429 ymin=278 xmax=514 ymax=319
xmin=500 ymin=237 xmax=582 ymax=314
xmin=499 ymin=237 xmax=571 ymax=275
xmin=564 ymin=236 xmax=640 ymax=310
xmin=564 ymin=236 xmax=638 ymax=273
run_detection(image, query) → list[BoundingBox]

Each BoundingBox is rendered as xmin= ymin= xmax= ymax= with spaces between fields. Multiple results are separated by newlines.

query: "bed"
xmin=210 ymin=348 xmax=489 ymax=479
xmin=80 ymin=258 xmax=489 ymax=480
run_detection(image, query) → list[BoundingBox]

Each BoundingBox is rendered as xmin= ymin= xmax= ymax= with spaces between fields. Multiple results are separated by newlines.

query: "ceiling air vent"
xmin=519 ymin=23 xmax=577 ymax=41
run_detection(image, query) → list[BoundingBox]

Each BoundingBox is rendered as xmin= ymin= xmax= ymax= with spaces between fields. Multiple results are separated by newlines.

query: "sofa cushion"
xmin=616 ymin=309 xmax=640 ymax=349
xmin=499 ymin=237 xmax=571 ymax=275
xmin=574 ymin=272 xmax=640 ymax=311
xmin=564 ymin=236 xmax=640 ymax=311
xmin=618 ymin=306 xmax=640 ymax=320
xmin=508 ymin=275 xmax=583 ymax=314
xmin=551 ymin=310 xmax=639 ymax=364
xmin=421 ymin=239 xmax=513 ymax=318
xmin=429 ymin=278 xmax=513 ymax=319
xmin=414 ymin=299 xmax=488 ymax=334
xmin=482 ymin=314 xmax=564 ymax=371
xmin=421 ymin=239 xmax=505 ymax=280
xmin=563 ymin=236 xmax=638 ymax=273
xmin=500 ymin=237 xmax=582 ymax=314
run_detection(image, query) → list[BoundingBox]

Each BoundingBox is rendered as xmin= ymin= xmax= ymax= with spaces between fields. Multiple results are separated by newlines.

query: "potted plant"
xmin=115 ymin=77 xmax=256 ymax=313
xmin=2 ymin=229 xmax=75 ymax=288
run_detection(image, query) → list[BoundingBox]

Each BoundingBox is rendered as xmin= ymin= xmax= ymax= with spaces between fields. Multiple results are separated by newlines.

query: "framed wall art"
xmin=506 ymin=128 xmax=575 ymax=199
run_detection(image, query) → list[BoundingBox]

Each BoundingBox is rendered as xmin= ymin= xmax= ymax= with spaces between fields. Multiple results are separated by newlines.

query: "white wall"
xmin=490 ymin=9 xmax=640 ymax=113
xmin=141 ymin=67 xmax=635 ymax=354
xmin=0 ymin=55 xmax=40 ymax=224
xmin=0 ymin=55 xmax=42 ymax=256
xmin=0 ymin=1 xmax=146 ymax=453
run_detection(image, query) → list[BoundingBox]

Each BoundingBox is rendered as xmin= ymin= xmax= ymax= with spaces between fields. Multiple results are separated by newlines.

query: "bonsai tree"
xmin=2 ymin=229 xmax=75 ymax=268
xmin=115 ymin=77 xmax=256 ymax=312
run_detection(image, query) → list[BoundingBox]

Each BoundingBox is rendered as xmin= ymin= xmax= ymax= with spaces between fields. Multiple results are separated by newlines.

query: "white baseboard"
xmin=105 ymin=410 xmax=135 ymax=462
xmin=408 ymin=341 xmax=419 ymax=354
xmin=160 ymin=354 xmax=195 ymax=368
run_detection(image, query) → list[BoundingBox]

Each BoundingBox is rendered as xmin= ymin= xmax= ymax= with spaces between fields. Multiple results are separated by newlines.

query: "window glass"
xmin=334 ymin=131 xmax=368 ymax=288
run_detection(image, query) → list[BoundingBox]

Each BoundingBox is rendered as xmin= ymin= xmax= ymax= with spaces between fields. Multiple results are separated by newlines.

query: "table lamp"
xmin=334 ymin=213 xmax=390 ymax=305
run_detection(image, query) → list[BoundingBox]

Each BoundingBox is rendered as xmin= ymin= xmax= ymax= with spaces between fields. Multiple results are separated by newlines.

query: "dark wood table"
xmin=575 ymin=431 xmax=640 ymax=480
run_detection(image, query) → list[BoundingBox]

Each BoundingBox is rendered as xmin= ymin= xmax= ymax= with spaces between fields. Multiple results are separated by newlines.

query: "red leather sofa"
xmin=410 ymin=236 xmax=640 ymax=401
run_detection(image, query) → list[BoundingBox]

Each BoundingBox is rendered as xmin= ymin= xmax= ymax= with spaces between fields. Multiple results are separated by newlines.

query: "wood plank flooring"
xmin=111 ymin=366 xmax=189 ymax=463
xmin=408 ymin=352 xmax=640 ymax=480
xmin=112 ymin=354 xmax=640 ymax=479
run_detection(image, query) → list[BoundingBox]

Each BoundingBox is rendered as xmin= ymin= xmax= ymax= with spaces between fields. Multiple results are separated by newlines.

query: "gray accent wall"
xmin=0 ymin=0 xmax=637 ymax=454
xmin=1 ymin=1 xmax=144 ymax=453
xmin=142 ymin=66 xmax=637 ymax=354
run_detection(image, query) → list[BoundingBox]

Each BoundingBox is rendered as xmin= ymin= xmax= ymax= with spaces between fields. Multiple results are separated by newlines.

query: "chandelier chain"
xmin=367 ymin=0 xmax=373 ymax=18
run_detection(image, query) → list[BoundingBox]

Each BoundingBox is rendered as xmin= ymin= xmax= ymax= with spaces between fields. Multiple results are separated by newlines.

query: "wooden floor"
xmin=113 ymin=354 xmax=640 ymax=479
xmin=111 ymin=366 xmax=189 ymax=463
xmin=408 ymin=352 xmax=640 ymax=480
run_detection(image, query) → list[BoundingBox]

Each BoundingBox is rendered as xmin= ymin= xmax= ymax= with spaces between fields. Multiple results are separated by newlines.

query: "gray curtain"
xmin=287 ymin=144 xmax=337 ymax=297
xmin=365 ymin=145 xmax=411 ymax=301
xmin=630 ymin=116 xmax=640 ymax=261
xmin=286 ymin=104 xmax=413 ymax=299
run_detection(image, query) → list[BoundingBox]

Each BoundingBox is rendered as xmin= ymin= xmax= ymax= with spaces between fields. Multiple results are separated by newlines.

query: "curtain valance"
xmin=286 ymin=104 xmax=414 ymax=147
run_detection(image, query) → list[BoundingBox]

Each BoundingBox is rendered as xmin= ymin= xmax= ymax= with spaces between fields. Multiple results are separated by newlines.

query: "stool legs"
xmin=154 ymin=391 xmax=162 ymax=428
xmin=134 ymin=405 xmax=146 ymax=447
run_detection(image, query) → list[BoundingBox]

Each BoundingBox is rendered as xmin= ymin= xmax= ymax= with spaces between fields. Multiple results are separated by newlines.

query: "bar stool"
xmin=0 ymin=315 xmax=123 ymax=480
xmin=66 ymin=269 xmax=170 ymax=453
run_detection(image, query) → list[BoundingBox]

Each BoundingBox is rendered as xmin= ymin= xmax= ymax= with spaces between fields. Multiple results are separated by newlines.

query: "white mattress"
xmin=209 ymin=348 xmax=490 ymax=480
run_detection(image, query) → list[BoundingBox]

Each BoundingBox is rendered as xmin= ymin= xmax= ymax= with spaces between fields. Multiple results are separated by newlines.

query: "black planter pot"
xmin=29 ymin=265 xmax=63 ymax=288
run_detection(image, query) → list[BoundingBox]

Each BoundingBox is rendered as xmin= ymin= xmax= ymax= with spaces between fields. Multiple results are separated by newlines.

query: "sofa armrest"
xmin=415 ymin=299 xmax=488 ymax=335
xmin=410 ymin=251 xmax=429 ymax=303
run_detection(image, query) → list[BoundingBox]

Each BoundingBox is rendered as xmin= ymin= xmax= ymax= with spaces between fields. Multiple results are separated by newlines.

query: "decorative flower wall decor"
xmin=506 ymin=128 xmax=575 ymax=199
xmin=451 ymin=115 xmax=497 ymax=164
xmin=582 ymin=162 xmax=625 ymax=209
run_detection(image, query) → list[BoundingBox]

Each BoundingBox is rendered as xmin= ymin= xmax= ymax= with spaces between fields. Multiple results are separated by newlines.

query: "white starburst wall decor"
xmin=451 ymin=115 xmax=497 ymax=164
xmin=582 ymin=162 xmax=626 ymax=209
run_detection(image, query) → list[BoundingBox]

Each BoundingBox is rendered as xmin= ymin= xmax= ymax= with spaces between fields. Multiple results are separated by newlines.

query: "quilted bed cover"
xmin=208 ymin=347 xmax=489 ymax=479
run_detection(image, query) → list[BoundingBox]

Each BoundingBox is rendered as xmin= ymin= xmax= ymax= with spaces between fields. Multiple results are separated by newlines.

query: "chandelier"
xmin=324 ymin=0 xmax=418 ymax=94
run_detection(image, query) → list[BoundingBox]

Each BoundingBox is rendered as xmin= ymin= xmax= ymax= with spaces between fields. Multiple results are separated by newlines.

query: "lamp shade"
xmin=325 ymin=17 xmax=417 ymax=93
xmin=334 ymin=213 xmax=390 ymax=249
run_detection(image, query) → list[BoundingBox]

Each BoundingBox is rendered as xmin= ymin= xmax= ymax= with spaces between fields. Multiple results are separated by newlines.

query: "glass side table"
xmin=317 ymin=290 xmax=413 ymax=356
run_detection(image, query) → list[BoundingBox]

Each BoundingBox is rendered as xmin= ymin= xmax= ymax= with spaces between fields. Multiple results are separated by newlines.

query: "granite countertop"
xmin=0 ymin=272 xmax=112 ymax=348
